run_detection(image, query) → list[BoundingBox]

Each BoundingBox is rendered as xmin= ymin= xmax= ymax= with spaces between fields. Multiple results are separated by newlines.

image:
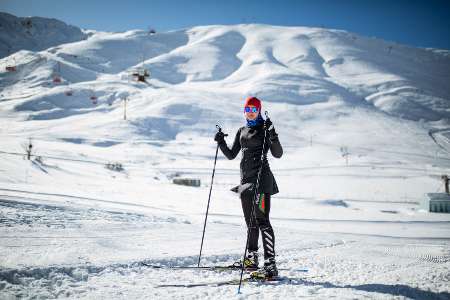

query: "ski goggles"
xmin=244 ymin=106 xmax=259 ymax=113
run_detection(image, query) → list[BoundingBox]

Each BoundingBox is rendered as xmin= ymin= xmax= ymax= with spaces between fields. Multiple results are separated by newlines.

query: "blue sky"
xmin=1 ymin=0 xmax=450 ymax=49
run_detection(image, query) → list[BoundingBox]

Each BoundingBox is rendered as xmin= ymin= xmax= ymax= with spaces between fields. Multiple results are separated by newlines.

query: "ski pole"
xmin=238 ymin=111 xmax=270 ymax=293
xmin=198 ymin=125 xmax=227 ymax=267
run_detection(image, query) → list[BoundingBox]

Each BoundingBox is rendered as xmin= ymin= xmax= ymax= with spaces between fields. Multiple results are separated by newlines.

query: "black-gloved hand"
xmin=265 ymin=118 xmax=278 ymax=140
xmin=214 ymin=131 xmax=226 ymax=144
xmin=264 ymin=118 xmax=274 ymax=132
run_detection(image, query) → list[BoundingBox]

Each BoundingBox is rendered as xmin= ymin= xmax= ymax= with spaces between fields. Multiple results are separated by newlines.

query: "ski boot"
xmin=262 ymin=258 xmax=278 ymax=278
xmin=232 ymin=250 xmax=259 ymax=270
xmin=243 ymin=251 xmax=259 ymax=270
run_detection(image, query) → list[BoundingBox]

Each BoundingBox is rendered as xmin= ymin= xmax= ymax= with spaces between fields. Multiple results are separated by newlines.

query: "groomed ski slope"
xmin=0 ymin=21 xmax=450 ymax=299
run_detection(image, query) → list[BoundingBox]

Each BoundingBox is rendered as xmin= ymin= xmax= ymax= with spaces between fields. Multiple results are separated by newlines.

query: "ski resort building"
xmin=424 ymin=193 xmax=450 ymax=213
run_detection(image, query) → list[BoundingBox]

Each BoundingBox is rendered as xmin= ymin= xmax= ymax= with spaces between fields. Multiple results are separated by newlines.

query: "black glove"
xmin=214 ymin=131 xmax=226 ymax=144
xmin=264 ymin=118 xmax=273 ymax=131
xmin=264 ymin=118 xmax=277 ymax=138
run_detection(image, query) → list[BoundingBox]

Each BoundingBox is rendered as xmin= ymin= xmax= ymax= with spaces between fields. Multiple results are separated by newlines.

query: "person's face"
xmin=244 ymin=105 xmax=259 ymax=120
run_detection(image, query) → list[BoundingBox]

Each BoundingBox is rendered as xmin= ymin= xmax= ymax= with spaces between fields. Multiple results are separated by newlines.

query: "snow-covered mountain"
xmin=0 ymin=12 xmax=87 ymax=59
xmin=1 ymin=20 xmax=450 ymax=133
xmin=0 ymin=14 xmax=449 ymax=299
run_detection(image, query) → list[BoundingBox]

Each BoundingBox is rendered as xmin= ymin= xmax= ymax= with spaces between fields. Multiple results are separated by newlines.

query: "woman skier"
xmin=214 ymin=96 xmax=283 ymax=278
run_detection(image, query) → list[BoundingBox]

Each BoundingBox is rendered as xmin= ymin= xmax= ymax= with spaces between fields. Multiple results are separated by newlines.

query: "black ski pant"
xmin=241 ymin=192 xmax=275 ymax=261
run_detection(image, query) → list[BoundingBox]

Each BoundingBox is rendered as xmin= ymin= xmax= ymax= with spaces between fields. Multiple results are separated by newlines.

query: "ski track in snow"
xmin=1 ymin=193 xmax=449 ymax=299
xmin=1 ymin=239 xmax=449 ymax=299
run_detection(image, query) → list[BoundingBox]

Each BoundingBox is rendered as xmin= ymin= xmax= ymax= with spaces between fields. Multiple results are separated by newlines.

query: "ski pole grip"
xmin=216 ymin=125 xmax=228 ymax=136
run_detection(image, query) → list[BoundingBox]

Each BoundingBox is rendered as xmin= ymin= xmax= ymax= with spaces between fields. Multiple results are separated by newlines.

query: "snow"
xmin=0 ymin=15 xmax=450 ymax=299
xmin=0 ymin=12 xmax=87 ymax=59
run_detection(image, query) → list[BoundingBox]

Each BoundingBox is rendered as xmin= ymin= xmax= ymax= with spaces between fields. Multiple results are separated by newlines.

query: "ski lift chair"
xmin=53 ymin=76 xmax=61 ymax=83
xmin=5 ymin=65 xmax=17 ymax=72
xmin=137 ymin=74 xmax=146 ymax=82
xmin=136 ymin=68 xmax=148 ymax=82
xmin=5 ymin=57 xmax=17 ymax=72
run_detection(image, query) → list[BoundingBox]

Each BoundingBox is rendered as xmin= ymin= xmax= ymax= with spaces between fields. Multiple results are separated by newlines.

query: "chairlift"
xmin=147 ymin=26 xmax=156 ymax=35
xmin=53 ymin=76 xmax=62 ymax=83
xmin=132 ymin=51 xmax=150 ymax=82
xmin=5 ymin=57 xmax=17 ymax=72
xmin=90 ymin=91 xmax=98 ymax=104
xmin=137 ymin=74 xmax=146 ymax=82
xmin=132 ymin=67 xmax=149 ymax=82
xmin=53 ymin=62 xmax=62 ymax=83
xmin=132 ymin=73 xmax=147 ymax=83
xmin=5 ymin=66 xmax=16 ymax=72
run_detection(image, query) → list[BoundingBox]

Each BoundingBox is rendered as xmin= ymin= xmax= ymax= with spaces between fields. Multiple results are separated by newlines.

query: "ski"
xmin=155 ymin=275 xmax=293 ymax=288
xmin=140 ymin=262 xmax=255 ymax=271
xmin=141 ymin=262 xmax=301 ymax=272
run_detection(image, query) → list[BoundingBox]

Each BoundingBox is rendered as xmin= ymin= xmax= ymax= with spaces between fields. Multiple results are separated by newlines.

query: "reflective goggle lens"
xmin=244 ymin=107 xmax=258 ymax=113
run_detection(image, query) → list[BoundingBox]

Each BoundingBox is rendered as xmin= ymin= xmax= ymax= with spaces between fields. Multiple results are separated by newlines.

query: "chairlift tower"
xmin=122 ymin=96 xmax=129 ymax=120
xmin=340 ymin=146 xmax=349 ymax=165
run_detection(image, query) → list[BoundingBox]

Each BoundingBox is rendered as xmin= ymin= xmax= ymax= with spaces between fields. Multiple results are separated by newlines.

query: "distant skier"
xmin=214 ymin=96 xmax=283 ymax=278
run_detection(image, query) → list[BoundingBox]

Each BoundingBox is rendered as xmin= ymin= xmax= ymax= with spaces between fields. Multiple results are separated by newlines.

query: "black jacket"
xmin=218 ymin=123 xmax=283 ymax=196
